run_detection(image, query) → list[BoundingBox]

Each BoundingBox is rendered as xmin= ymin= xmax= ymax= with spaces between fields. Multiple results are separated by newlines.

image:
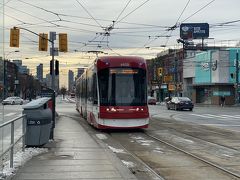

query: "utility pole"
xmin=174 ymin=49 xmax=178 ymax=96
xmin=236 ymin=50 xmax=239 ymax=104
xmin=50 ymin=32 xmax=56 ymax=91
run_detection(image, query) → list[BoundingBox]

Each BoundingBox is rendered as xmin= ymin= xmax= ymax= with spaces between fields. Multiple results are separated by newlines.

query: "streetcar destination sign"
xmin=180 ymin=23 xmax=209 ymax=40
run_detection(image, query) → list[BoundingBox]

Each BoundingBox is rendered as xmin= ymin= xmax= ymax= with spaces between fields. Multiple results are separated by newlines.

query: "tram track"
xmin=145 ymin=132 xmax=240 ymax=179
xmin=106 ymin=133 xmax=165 ymax=180
xmin=63 ymin=114 xmax=240 ymax=179
xmin=151 ymin=116 xmax=240 ymax=151
xmin=63 ymin=114 xmax=165 ymax=180
xmin=108 ymin=129 xmax=240 ymax=179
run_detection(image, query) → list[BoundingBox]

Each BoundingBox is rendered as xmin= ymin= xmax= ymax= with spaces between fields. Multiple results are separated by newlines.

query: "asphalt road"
xmin=1 ymin=99 xmax=240 ymax=133
xmin=150 ymin=104 xmax=240 ymax=133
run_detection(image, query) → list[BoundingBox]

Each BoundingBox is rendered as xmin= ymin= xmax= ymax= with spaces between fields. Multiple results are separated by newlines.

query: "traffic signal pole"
xmin=49 ymin=32 xmax=56 ymax=91
xmin=13 ymin=27 xmax=56 ymax=91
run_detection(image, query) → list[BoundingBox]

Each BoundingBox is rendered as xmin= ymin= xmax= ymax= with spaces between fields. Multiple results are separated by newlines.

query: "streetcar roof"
xmin=96 ymin=56 xmax=146 ymax=70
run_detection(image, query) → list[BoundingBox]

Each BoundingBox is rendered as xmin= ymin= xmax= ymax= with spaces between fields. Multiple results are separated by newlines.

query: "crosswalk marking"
xmin=190 ymin=113 xmax=240 ymax=120
xmin=204 ymin=114 xmax=229 ymax=119
xmin=221 ymin=115 xmax=240 ymax=119
xmin=190 ymin=114 xmax=216 ymax=119
xmin=202 ymin=124 xmax=240 ymax=127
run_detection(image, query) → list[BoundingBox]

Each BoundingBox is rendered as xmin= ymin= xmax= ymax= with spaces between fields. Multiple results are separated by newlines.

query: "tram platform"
xmin=11 ymin=115 xmax=137 ymax=180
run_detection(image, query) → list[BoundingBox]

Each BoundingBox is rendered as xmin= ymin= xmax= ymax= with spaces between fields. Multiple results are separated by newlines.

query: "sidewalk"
xmin=11 ymin=115 xmax=137 ymax=180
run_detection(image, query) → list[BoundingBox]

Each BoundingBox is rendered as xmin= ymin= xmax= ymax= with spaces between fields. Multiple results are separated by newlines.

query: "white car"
xmin=2 ymin=97 xmax=24 ymax=105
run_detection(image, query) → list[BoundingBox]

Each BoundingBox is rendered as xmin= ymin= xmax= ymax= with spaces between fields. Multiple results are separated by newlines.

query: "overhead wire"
xmin=116 ymin=0 xmax=151 ymax=25
xmin=181 ymin=0 xmax=216 ymax=23
xmin=75 ymin=0 xmax=103 ymax=29
xmin=164 ymin=0 xmax=191 ymax=47
xmin=1 ymin=2 xmax=59 ymax=27
xmin=115 ymin=0 xmax=132 ymax=22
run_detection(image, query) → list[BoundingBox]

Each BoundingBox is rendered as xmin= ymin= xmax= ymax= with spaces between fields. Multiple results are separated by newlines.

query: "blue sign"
xmin=213 ymin=91 xmax=231 ymax=96
xmin=180 ymin=23 xmax=209 ymax=40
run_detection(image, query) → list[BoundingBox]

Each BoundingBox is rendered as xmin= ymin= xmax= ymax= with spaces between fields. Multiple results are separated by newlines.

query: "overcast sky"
xmin=1 ymin=0 xmax=240 ymax=87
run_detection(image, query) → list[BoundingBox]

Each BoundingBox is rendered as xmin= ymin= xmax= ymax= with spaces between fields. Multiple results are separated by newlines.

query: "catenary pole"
xmin=236 ymin=50 xmax=239 ymax=104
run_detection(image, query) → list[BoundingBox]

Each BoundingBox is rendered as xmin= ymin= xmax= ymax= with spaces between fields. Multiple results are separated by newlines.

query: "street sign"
xmin=163 ymin=75 xmax=173 ymax=83
xmin=168 ymin=83 xmax=175 ymax=91
xmin=50 ymin=47 xmax=59 ymax=56
xmin=151 ymin=80 xmax=159 ymax=85
xmin=180 ymin=23 xmax=209 ymax=40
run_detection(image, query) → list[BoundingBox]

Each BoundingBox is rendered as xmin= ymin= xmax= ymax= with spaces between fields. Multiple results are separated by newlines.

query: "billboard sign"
xmin=180 ymin=23 xmax=209 ymax=40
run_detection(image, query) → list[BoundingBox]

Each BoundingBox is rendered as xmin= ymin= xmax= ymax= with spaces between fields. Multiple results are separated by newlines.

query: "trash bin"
xmin=22 ymin=97 xmax=52 ymax=146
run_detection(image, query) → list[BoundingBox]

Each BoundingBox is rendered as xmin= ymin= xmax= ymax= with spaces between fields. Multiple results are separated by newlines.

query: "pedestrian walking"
xmin=220 ymin=96 xmax=225 ymax=107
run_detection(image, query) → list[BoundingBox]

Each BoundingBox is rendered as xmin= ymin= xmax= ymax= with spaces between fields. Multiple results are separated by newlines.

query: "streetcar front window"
xmin=98 ymin=68 xmax=147 ymax=106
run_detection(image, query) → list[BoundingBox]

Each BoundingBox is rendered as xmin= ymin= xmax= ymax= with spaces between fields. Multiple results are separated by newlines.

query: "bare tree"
xmin=60 ymin=86 xmax=67 ymax=99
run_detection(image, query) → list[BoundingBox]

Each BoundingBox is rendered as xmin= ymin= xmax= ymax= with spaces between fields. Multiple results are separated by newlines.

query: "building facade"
xmin=148 ymin=49 xmax=184 ymax=102
xmin=183 ymin=48 xmax=240 ymax=105
xmin=36 ymin=63 xmax=43 ymax=82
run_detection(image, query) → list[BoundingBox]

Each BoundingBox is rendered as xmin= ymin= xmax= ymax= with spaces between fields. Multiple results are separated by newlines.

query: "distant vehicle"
xmin=2 ymin=97 xmax=24 ymax=105
xmin=166 ymin=97 xmax=193 ymax=111
xmin=148 ymin=96 xmax=157 ymax=105
xmin=70 ymin=93 xmax=75 ymax=98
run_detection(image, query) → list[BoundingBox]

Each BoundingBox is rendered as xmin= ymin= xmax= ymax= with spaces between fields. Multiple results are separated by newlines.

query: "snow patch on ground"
xmin=175 ymin=137 xmax=194 ymax=144
xmin=108 ymin=145 xmax=126 ymax=154
xmin=131 ymin=136 xmax=154 ymax=146
xmin=2 ymin=147 xmax=48 ymax=178
xmin=121 ymin=160 xmax=135 ymax=168
xmin=153 ymin=149 xmax=164 ymax=154
xmin=96 ymin=133 xmax=108 ymax=140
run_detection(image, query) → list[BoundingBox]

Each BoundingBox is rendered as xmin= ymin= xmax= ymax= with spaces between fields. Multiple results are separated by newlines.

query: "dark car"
xmin=166 ymin=97 xmax=193 ymax=111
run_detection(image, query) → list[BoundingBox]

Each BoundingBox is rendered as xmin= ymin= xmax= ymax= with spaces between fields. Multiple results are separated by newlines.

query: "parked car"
xmin=148 ymin=96 xmax=157 ymax=105
xmin=166 ymin=97 xmax=193 ymax=111
xmin=2 ymin=97 xmax=24 ymax=105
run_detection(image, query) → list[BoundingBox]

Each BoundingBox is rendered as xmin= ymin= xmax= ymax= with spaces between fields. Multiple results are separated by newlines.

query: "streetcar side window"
xmin=92 ymin=73 xmax=98 ymax=104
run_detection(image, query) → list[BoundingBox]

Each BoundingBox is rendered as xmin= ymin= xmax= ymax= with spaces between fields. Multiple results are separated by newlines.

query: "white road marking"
xmin=4 ymin=113 xmax=17 ymax=117
xmin=204 ymin=114 xmax=229 ymax=119
xmin=190 ymin=114 xmax=216 ymax=119
xmin=202 ymin=124 xmax=240 ymax=127
xmin=190 ymin=113 xmax=240 ymax=120
xmin=221 ymin=115 xmax=240 ymax=119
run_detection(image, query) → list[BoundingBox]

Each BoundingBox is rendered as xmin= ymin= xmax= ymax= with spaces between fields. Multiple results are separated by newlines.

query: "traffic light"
xmin=39 ymin=33 xmax=48 ymax=51
xmin=10 ymin=27 xmax=20 ymax=47
xmin=157 ymin=67 xmax=163 ymax=77
xmin=50 ymin=60 xmax=53 ymax=75
xmin=59 ymin=33 xmax=68 ymax=52
xmin=55 ymin=60 xmax=59 ymax=75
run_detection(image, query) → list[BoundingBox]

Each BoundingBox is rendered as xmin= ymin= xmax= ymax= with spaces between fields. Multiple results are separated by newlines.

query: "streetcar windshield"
xmin=98 ymin=68 xmax=147 ymax=106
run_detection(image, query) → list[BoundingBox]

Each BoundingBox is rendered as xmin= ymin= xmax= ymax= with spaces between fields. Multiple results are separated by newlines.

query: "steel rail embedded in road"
xmin=108 ymin=133 xmax=165 ymax=180
xmin=146 ymin=132 xmax=240 ymax=179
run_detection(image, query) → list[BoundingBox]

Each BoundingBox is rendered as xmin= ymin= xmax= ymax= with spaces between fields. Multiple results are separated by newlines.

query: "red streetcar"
xmin=76 ymin=56 xmax=149 ymax=129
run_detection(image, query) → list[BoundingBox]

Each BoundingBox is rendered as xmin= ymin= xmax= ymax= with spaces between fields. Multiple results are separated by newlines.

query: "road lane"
xmin=149 ymin=105 xmax=240 ymax=133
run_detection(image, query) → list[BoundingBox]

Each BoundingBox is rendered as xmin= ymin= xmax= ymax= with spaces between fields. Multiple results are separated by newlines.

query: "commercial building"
xmin=183 ymin=48 xmax=240 ymax=105
xmin=36 ymin=63 xmax=43 ymax=82
xmin=148 ymin=47 xmax=240 ymax=105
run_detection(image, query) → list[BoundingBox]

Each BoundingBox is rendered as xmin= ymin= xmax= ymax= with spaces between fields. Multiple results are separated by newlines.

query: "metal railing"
xmin=0 ymin=115 xmax=26 ymax=168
